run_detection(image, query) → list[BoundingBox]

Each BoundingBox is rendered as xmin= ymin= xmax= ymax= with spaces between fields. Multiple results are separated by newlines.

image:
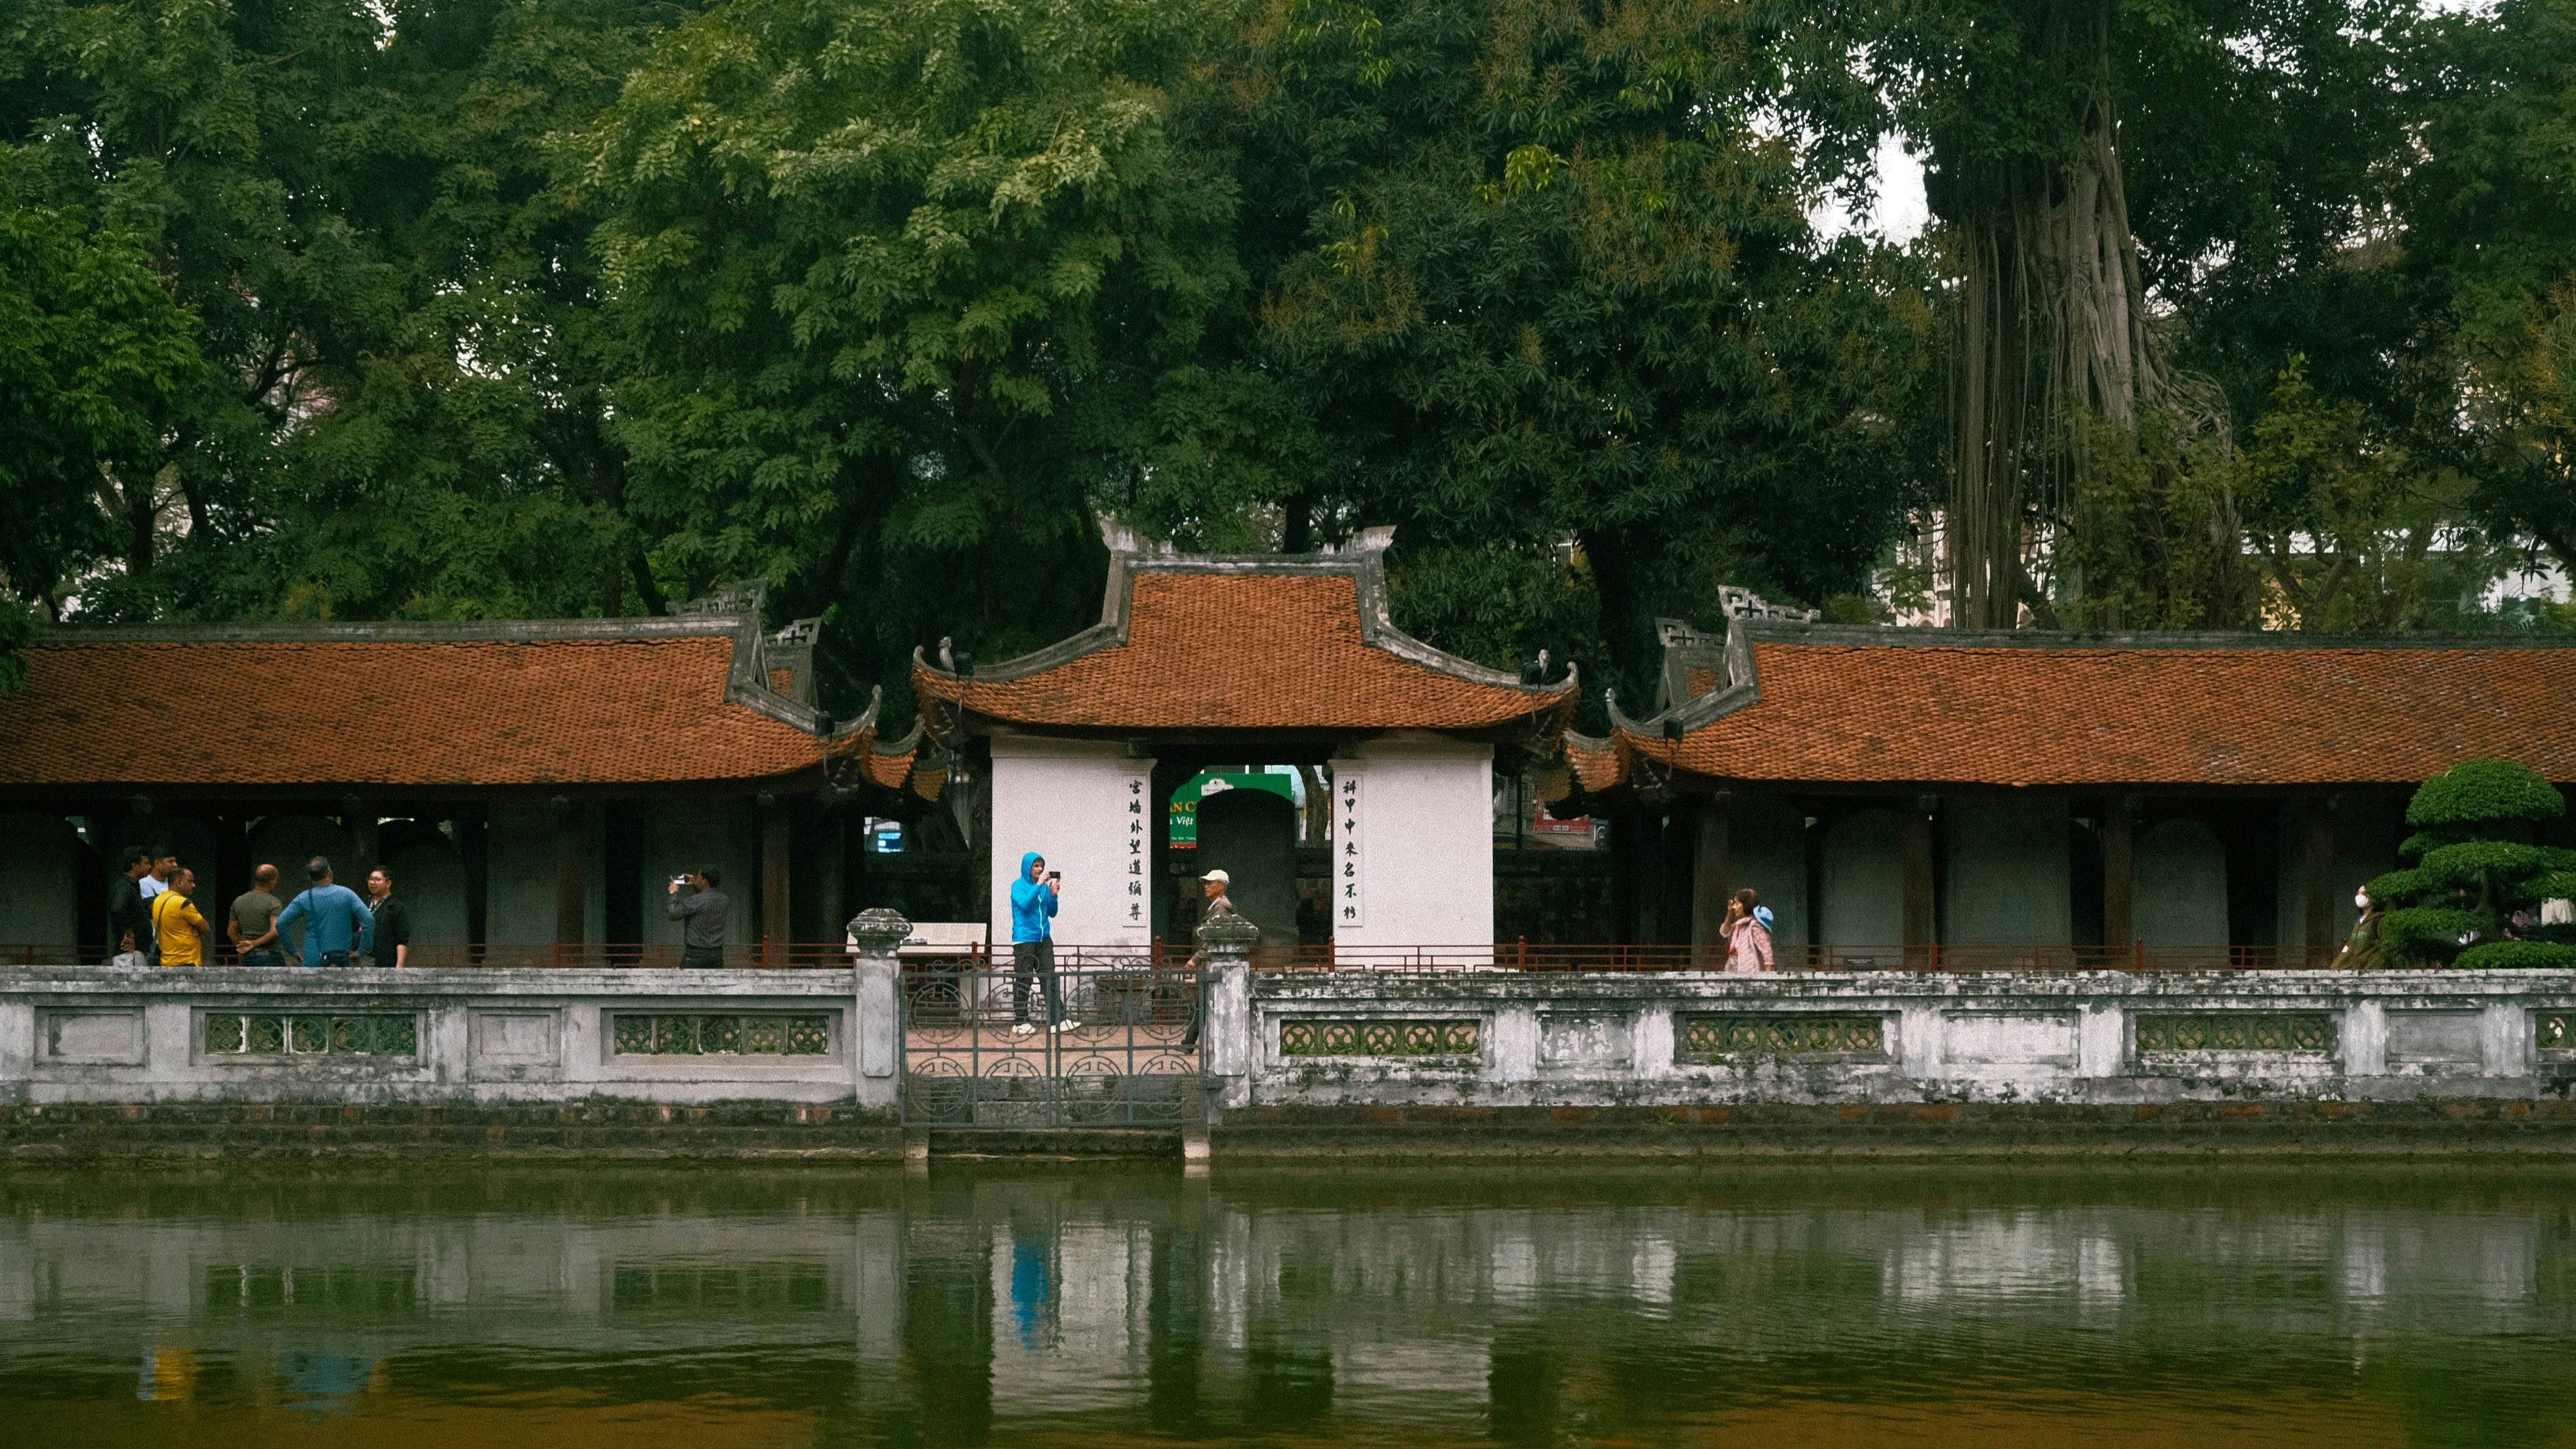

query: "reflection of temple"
xmin=5 ymin=1177 xmax=2573 ymax=1444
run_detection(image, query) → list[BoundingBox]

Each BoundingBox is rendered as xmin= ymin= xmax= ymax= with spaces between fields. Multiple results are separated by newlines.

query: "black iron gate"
xmin=900 ymin=950 xmax=1204 ymax=1128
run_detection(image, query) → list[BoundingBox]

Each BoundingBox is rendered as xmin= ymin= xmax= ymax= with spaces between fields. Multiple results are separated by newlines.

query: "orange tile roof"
xmin=1567 ymin=738 xmax=1627 ymax=793
xmin=1622 ymin=630 xmax=2576 ymax=788
xmin=918 ymin=561 xmax=1573 ymax=738
xmin=0 ymin=631 xmax=826 ymax=788
xmin=862 ymin=746 xmax=914 ymax=789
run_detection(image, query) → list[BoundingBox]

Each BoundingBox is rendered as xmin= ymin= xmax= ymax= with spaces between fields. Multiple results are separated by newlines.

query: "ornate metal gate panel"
xmin=900 ymin=952 xmax=1202 ymax=1128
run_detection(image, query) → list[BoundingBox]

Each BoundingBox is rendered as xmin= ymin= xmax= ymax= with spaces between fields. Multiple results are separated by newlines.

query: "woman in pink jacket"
xmin=1724 ymin=888 xmax=1774 ymax=973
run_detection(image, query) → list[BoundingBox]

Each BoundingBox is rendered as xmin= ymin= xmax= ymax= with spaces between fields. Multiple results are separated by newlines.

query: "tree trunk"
xmin=1933 ymin=0 xmax=2166 ymax=629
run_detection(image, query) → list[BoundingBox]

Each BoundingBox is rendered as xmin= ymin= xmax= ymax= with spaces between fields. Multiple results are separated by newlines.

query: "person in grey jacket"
xmin=666 ymin=866 xmax=730 ymax=969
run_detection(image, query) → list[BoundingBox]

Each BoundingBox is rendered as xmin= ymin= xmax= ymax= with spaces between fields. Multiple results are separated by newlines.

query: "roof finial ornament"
xmin=1717 ymin=585 xmax=1818 ymax=623
xmin=1099 ymin=513 xmax=1146 ymax=555
xmin=938 ymin=635 xmax=956 ymax=673
xmin=1520 ymin=648 xmax=1551 ymax=685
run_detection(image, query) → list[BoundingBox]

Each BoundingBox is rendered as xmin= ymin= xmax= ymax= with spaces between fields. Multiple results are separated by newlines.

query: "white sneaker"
xmin=1049 ymin=1020 xmax=1076 ymax=1034
xmin=1011 ymin=1022 xmax=1037 ymax=1037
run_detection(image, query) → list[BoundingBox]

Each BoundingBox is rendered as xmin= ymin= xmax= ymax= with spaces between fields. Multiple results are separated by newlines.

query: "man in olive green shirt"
xmin=229 ymin=864 xmax=285 ymax=968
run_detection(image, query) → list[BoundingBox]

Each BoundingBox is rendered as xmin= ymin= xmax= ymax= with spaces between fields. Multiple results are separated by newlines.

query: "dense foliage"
xmin=2369 ymin=760 xmax=2576 ymax=970
xmin=3 ymin=0 xmax=2573 ymax=716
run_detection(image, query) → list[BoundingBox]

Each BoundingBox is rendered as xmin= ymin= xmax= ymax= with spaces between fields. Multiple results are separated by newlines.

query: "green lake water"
xmin=1 ymin=1165 xmax=2571 ymax=1447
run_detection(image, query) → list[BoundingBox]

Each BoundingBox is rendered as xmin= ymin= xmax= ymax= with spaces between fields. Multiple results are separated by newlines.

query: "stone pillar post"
xmin=2481 ymin=1001 xmax=2529 ymax=1079
xmin=2077 ymin=1001 xmax=2126 ymax=1078
xmin=2342 ymin=999 xmax=2388 ymax=1078
xmin=1897 ymin=1002 xmax=1943 ymax=1078
xmin=1198 ymin=913 xmax=1260 ymax=1113
xmin=847 ymin=908 xmax=911 ymax=1112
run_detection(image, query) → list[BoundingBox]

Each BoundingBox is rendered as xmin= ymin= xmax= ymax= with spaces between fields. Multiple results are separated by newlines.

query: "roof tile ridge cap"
xmin=1349 ymin=549 xmax=1576 ymax=696
xmin=30 ymin=614 xmax=743 ymax=644
xmin=875 ymin=713 xmax=929 ymax=756
xmin=1738 ymin=618 xmax=2576 ymax=650
xmin=821 ymin=686 xmax=887 ymax=757
xmin=910 ymin=553 xmax=1135 ymax=690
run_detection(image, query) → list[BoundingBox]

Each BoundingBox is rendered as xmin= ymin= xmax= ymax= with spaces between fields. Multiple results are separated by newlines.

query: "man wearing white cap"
xmin=1181 ymin=869 xmax=1236 ymax=1050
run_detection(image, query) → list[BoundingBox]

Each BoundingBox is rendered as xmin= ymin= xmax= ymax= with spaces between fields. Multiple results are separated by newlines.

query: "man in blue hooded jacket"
xmin=1009 ymin=852 xmax=1067 ymax=1035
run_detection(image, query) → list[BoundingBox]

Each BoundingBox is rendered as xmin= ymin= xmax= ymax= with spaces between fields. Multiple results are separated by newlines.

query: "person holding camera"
xmin=666 ymin=866 xmax=730 ymax=969
xmin=1009 ymin=851 xmax=1067 ymax=1035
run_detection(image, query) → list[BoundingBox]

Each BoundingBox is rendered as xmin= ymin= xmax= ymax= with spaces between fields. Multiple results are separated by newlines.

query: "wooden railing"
xmin=0 ymin=940 xmax=2345 ymax=973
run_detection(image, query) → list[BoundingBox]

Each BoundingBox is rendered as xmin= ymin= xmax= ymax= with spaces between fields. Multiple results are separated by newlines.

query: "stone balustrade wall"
xmin=1212 ymin=967 xmax=2576 ymax=1108
xmin=3 ymin=959 xmax=2575 ymax=1120
xmin=0 ymin=966 xmax=898 ymax=1110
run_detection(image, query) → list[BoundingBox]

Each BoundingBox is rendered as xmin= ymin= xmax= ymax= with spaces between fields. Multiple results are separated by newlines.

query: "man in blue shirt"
xmin=267 ymin=856 xmax=375 ymax=969
xmin=1009 ymin=851 xmax=1066 ymax=1036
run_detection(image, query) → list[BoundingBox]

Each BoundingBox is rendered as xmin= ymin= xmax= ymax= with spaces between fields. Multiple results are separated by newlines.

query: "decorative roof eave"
xmin=913 ymin=522 xmax=1580 ymax=746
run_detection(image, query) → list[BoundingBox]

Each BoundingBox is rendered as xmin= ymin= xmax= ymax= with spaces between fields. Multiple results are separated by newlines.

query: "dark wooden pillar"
xmin=1660 ymin=805 xmax=1697 ymax=947
xmin=1609 ymin=804 xmax=1644 ymax=945
xmin=761 ymin=793 xmax=792 ymax=957
xmin=2300 ymin=793 xmax=2338 ymax=966
xmin=813 ymin=803 xmax=846 ymax=945
xmin=1151 ymin=758 xmax=1185 ymax=952
xmin=1901 ymin=795 xmax=1937 ymax=967
xmin=216 ymin=812 xmax=251 ymax=960
xmin=347 ymin=802 xmax=379 ymax=879
xmin=1691 ymin=795 xmax=1733 ymax=967
xmin=2102 ymin=795 xmax=2136 ymax=959
xmin=552 ymin=796 xmax=585 ymax=950
xmin=461 ymin=807 xmax=489 ymax=957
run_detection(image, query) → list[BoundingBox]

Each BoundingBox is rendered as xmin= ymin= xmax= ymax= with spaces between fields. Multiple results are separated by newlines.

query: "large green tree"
xmin=578 ymin=0 xmax=1280 ymax=703
xmin=247 ymin=0 xmax=698 ymax=621
xmin=1231 ymin=0 xmax=1939 ymax=709
xmin=0 ymin=161 xmax=207 ymax=628
xmin=0 ymin=0 xmax=399 ymax=618
xmin=2405 ymin=0 xmax=2576 ymax=582
xmin=1880 ymin=0 xmax=2456 ymax=628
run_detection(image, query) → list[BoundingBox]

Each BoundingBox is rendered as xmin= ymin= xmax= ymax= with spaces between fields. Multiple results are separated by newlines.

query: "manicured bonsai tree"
xmin=2366 ymin=759 xmax=2576 ymax=969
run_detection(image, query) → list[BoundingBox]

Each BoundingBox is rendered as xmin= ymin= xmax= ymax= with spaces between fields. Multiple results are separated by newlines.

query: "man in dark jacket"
xmin=106 ymin=845 xmax=154 ymax=961
xmin=366 ymin=866 xmax=412 ymax=968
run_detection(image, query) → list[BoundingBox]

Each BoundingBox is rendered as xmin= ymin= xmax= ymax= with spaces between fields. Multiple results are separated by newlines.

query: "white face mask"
xmin=2355 ymin=891 xmax=2371 ymax=910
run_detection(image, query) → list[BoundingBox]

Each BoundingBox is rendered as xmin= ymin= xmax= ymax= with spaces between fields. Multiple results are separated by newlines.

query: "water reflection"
xmin=1 ymin=1168 xmax=2571 ymax=1446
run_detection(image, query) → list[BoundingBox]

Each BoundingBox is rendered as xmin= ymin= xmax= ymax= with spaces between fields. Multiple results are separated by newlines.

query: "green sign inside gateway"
xmin=1168 ymin=770 xmax=1299 ymax=847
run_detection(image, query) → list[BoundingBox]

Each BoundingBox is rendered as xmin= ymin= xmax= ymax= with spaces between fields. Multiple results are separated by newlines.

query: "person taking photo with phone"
xmin=667 ymin=866 xmax=730 ymax=969
xmin=1009 ymin=852 xmax=1068 ymax=1036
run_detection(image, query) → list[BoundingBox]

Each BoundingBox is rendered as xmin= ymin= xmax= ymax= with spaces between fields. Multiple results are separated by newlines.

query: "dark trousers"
xmin=1011 ymin=940 xmax=1063 ymax=1024
xmin=1181 ymin=963 xmax=1209 ymax=1049
xmin=239 ymin=948 xmax=284 ymax=969
xmin=680 ymin=946 xmax=725 ymax=970
xmin=311 ymin=950 xmax=351 ymax=969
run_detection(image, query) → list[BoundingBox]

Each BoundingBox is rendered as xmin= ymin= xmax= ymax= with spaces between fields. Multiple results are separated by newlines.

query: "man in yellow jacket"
xmin=150 ymin=868 xmax=213 ymax=967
